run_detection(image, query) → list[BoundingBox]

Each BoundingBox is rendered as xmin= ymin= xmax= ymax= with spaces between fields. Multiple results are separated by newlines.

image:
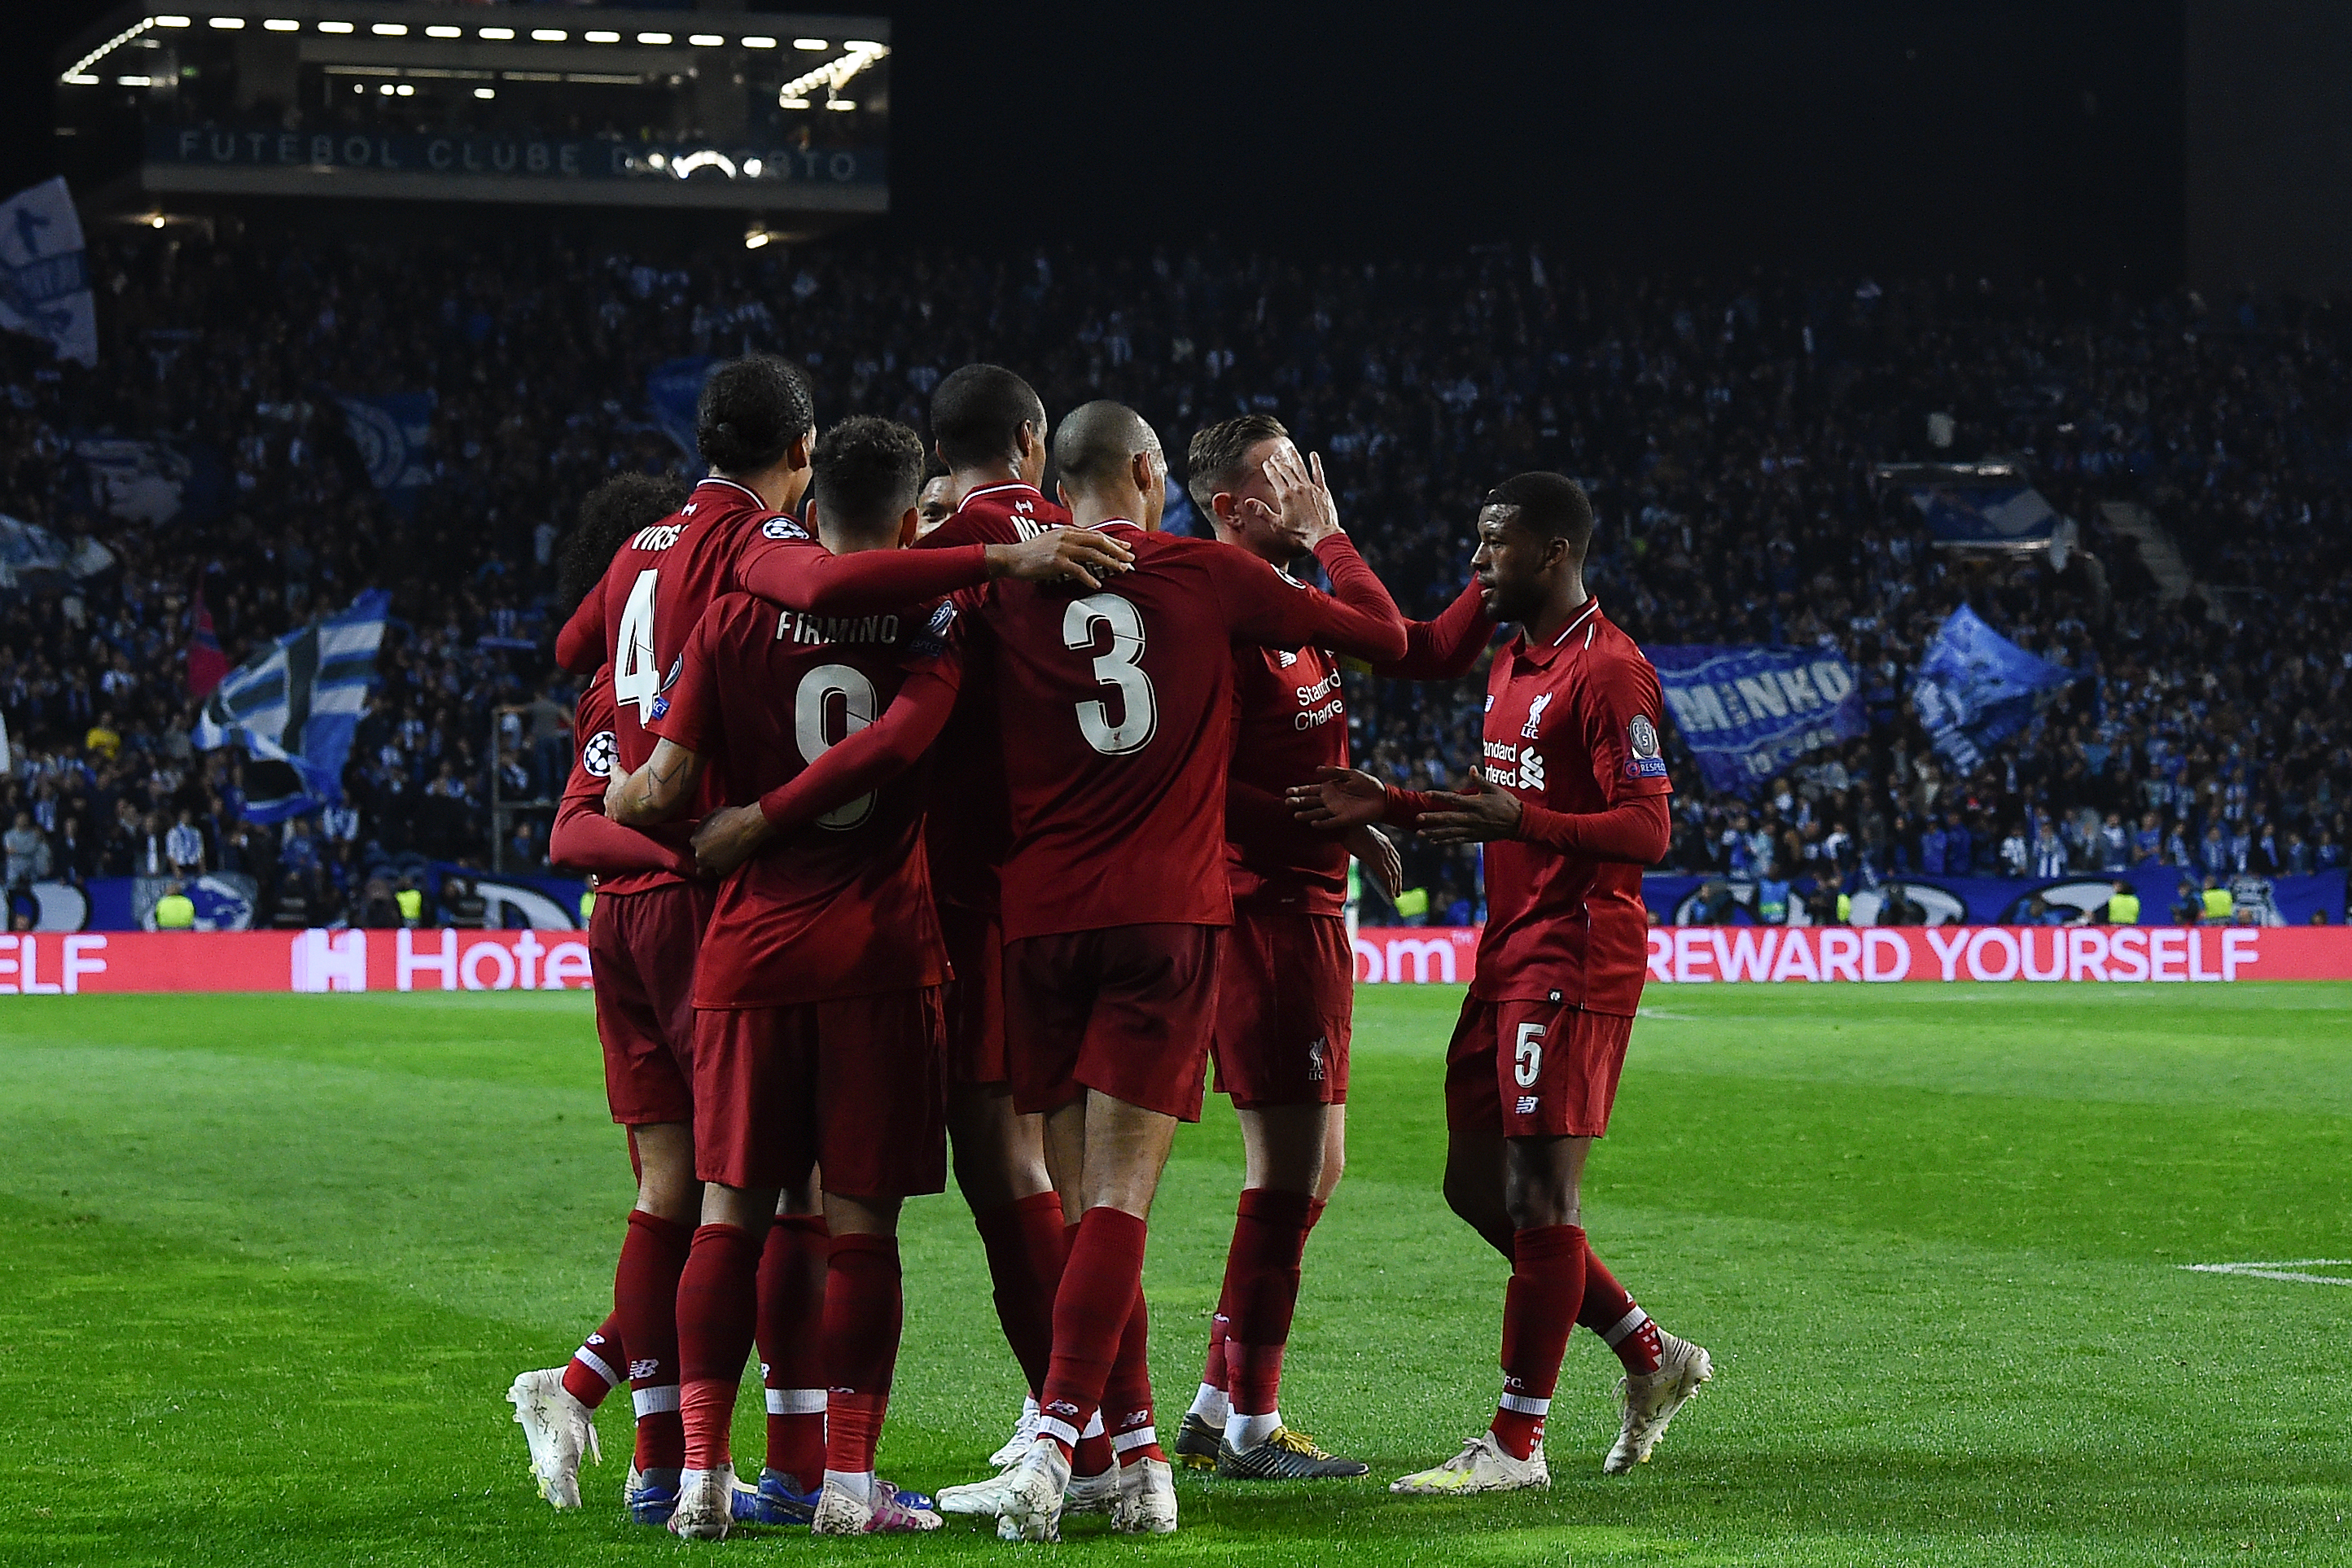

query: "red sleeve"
xmin=1225 ymin=776 xmax=1295 ymax=844
xmin=1516 ymin=795 xmax=1671 ymax=863
xmin=1215 ymin=535 xmax=1408 ymax=664
xmin=646 ymin=607 xmax=725 ymax=755
xmin=918 ymin=509 xmax=1015 ymax=550
xmin=758 ymin=660 xmax=965 ymax=827
xmin=549 ymin=791 xmax=694 ymax=876
xmin=1382 ymin=784 xmax=1443 ymax=829
xmin=1377 ymin=579 xmax=1495 ymax=679
xmin=554 ymin=593 xmax=604 ymax=675
xmin=1581 ymin=649 xmax=1676 ymax=803
xmin=737 ymin=530 xmax=992 ymax=615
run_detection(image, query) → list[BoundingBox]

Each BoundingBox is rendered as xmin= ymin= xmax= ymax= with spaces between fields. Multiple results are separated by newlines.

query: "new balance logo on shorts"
xmin=1516 ymin=1096 xmax=1539 ymax=1115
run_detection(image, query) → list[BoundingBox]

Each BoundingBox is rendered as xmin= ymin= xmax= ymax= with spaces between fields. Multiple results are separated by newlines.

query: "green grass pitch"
xmin=2 ymin=983 xmax=2349 ymax=1566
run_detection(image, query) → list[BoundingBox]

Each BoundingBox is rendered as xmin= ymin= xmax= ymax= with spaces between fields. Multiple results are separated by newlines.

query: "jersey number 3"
xmin=612 ymin=568 xmax=663 ymax=725
xmin=1063 ymin=593 xmax=1156 ymax=756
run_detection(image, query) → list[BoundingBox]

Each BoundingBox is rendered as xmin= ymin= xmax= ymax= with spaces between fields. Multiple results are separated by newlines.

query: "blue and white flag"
xmin=335 ymin=393 xmax=434 ymax=494
xmin=1649 ymin=646 xmax=1867 ymax=795
xmin=1903 ymin=483 xmax=2059 ymax=550
xmin=193 ymin=589 xmax=390 ymax=823
xmin=0 ymin=177 xmax=98 ymax=367
xmin=1909 ymin=604 xmax=2078 ymax=772
xmin=647 ymin=356 xmax=716 ymax=461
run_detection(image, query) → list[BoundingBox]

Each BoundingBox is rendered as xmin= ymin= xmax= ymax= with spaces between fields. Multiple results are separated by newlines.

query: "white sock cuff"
xmin=572 ymin=1347 xmax=621 ymax=1388
xmin=1599 ymin=1305 xmax=1651 ymax=1347
xmin=1110 ymin=1426 xmax=1159 ymax=1456
xmin=765 ymin=1387 xmax=827 ymax=1416
xmin=1081 ymin=1410 xmax=1106 ymax=1439
xmin=633 ymin=1384 xmax=681 ymax=1417
xmin=1498 ymin=1392 xmax=1552 ymax=1416
xmin=1037 ymin=1415 xmax=1081 ymax=1448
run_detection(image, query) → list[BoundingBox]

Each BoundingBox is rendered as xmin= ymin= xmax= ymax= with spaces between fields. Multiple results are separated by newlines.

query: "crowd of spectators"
xmin=1 ymin=221 xmax=2346 ymax=929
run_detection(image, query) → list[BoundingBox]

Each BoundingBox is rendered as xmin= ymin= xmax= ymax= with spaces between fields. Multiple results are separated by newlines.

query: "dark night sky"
xmin=4 ymin=1 xmax=2186 ymax=279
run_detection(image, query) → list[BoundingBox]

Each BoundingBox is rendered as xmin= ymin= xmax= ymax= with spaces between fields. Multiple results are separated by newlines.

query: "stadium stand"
xmin=1 ymin=227 xmax=2346 ymax=928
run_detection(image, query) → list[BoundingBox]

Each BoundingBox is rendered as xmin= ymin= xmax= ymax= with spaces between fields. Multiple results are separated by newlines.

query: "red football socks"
xmin=614 ymin=1209 xmax=693 ymax=1473
xmin=1490 ymin=1224 xmax=1588 ymax=1461
xmin=1102 ymin=1290 xmax=1163 ymax=1465
xmin=1220 ymin=1187 xmax=1317 ymax=1418
xmin=971 ymin=1191 xmax=1067 ymax=1399
xmin=675 ymin=1222 xmax=764 ymax=1471
xmin=562 ymin=1311 xmax=624 ymax=1408
xmin=1198 ymin=1299 xmax=1230 ymax=1398
xmin=756 ymin=1213 xmax=829 ymax=1484
xmin=1579 ymin=1243 xmax=1665 ymax=1376
xmin=821 ymin=1233 xmax=904 ymax=1483
xmin=1038 ymin=1207 xmax=1150 ymax=1460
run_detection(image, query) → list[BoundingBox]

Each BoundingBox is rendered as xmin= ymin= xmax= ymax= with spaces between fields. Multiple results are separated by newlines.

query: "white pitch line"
xmin=2179 ymin=1260 xmax=2352 ymax=1286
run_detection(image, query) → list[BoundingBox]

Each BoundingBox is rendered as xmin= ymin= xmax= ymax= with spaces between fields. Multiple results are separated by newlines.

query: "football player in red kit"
xmin=1294 ymin=473 xmax=1713 ymax=1495
xmin=932 ymin=401 xmax=1408 ymax=1541
xmin=1171 ymin=414 xmax=1401 ymax=1480
xmin=506 ymin=474 xmax=694 ymax=1511
xmin=607 ymin=418 xmax=958 ymax=1538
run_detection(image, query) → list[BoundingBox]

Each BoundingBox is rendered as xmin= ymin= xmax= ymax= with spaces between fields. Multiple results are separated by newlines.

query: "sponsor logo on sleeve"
xmin=1624 ymin=712 xmax=1669 ymax=777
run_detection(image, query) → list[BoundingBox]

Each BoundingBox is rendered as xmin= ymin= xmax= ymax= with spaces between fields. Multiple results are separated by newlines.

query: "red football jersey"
xmin=914 ymin=480 xmax=1071 ymax=914
xmin=1461 ymin=600 xmax=1672 ymax=1014
xmin=1224 ymin=640 xmax=1349 ymax=914
xmin=979 ymin=523 xmax=1405 ymax=942
xmin=554 ymin=478 xmax=797 ymax=882
xmin=649 ymin=589 xmax=960 ymax=1009
xmin=557 ymin=667 xmax=690 ymax=892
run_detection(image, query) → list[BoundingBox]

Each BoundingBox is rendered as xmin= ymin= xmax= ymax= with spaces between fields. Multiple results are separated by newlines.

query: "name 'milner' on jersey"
xmin=976 ymin=523 xmax=1406 ymax=943
xmin=647 ymin=591 xmax=962 ymax=1010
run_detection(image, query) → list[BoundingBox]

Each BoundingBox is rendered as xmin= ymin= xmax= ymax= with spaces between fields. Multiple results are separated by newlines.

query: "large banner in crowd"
xmin=1642 ymin=868 xmax=2349 ymax=929
xmin=0 ymin=177 xmax=97 ymax=367
xmin=1647 ymin=646 xmax=1867 ymax=794
xmin=192 ymin=589 xmax=390 ymax=821
xmin=335 ymin=393 xmax=434 ymax=497
xmin=1909 ymin=605 xmax=2078 ymax=771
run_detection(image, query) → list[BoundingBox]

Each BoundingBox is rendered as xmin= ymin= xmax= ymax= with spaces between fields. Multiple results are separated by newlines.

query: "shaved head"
xmin=1053 ymin=400 xmax=1161 ymax=495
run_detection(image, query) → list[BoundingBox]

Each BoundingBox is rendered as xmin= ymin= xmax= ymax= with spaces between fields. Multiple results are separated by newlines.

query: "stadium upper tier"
xmin=0 ymin=226 xmax=2345 ymax=930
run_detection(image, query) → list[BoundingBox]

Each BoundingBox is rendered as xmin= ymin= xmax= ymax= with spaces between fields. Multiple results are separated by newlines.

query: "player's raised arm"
xmin=607 ymin=609 xmax=723 ymax=825
xmin=548 ymin=671 xmax=695 ymax=876
xmin=736 ymin=510 xmax=1132 ymax=613
xmin=1212 ymin=517 xmax=1408 ymax=664
xmin=1378 ymin=576 xmax=1496 ymax=681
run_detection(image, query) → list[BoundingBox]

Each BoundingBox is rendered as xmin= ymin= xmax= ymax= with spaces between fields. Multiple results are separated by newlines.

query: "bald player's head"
xmin=1053 ymin=400 xmax=1166 ymax=528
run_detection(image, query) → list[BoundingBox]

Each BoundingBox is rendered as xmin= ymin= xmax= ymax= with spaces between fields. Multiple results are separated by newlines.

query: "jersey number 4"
xmin=1063 ymin=593 xmax=1157 ymax=756
xmin=612 ymin=568 xmax=663 ymax=725
xmin=795 ymin=664 xmax=878 ymax=830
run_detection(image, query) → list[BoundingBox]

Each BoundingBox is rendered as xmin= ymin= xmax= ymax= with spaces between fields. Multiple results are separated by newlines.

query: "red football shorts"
xmin=690 ymin=988 xmax=948 ymax=1198
xmin=1444 ymin=995 xmax=1634 ymax=1139
xmin=1211 ymin=910 xmax=1351 ymax=1109
xmin=1003 ymin=923 xmax=1221 ymax=1122
xmin=939 ymin=900 xmax=1009 ymax=1085
xmin=589 ymin=880 xmax=716 ymax=1126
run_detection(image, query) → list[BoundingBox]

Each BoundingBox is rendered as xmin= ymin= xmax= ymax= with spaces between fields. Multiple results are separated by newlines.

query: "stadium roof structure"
xmin=54 ymin=3 xmax=889 ymax=221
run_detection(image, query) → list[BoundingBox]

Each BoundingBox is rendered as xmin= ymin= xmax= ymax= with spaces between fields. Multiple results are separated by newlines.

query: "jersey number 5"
xmin=795 ymin=664 xmax=878 ymax=830
xmin=1062 ymin=593 xmax=1156 ymax=756
xmin=612 ymin=568 xmax=663 ymax=725
xmin=1513 ymin=1022 xmax=1544 ymax=1088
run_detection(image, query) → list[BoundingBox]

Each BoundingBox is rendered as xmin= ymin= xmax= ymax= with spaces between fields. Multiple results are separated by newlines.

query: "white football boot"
xmin=1604 ymin=1331 xmax=1714 ymax=1474
xmin=667 ymin=1464 xmax=736 ymax=1540
xmin=811 ymin=1475 xmax=943 ymax=1535
xmin=988 ymin=1398 xmax=1044 ymax=1469
xmin=505 ymin=1367 xmax=600 ymax=1509
xmin=1110 ymin=1457 xmax=1178 ymax=1535
xmin=1389 ymin=1430 xmax=1550 ymax=1496
xmin=992 ymin=1438 xmax=1072 ymax=1544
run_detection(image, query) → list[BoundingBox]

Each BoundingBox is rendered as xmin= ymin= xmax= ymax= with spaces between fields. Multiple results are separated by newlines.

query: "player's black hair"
xmin=1486 ymin=471 xmax=1595 ymax=555
xmin=559 ymin=472 xmax=690 ymax=609
xmin=931 ymin=363 xmax=1047 ymax=472
xmin=696 ymin=353 xmax=815 ymax=474
xmin=1185 ymin=413 xmax=1290 ymax=516
xmin=1053 ymin=400 xmax=1159 ymax=493
xmin=812 ymin=416 xmax=926 ymax=540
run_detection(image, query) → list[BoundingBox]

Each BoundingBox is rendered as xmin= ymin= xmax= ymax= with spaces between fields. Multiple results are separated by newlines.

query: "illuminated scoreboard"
xmin=54 ymin=4 xmax=888 ymax=220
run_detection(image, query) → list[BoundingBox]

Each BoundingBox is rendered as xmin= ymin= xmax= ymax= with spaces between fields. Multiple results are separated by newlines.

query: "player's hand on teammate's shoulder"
xmin=1290 ymin=765 xmax=1386 ymax=830
xmin=1345 ymin=822 xmax=1404 ymax=898
xmin=692 ymin=803 xmax=773 ymax=877
xmin=983 ymin=527 xmax=1134 ymax=589
xmin=1264 ymin=445 xmax=1340 ymax=552
xmin=1421 ymin=771 xmax=1524 ymax=844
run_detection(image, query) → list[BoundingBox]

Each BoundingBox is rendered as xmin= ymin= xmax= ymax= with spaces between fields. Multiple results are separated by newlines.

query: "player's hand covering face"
xmin=1264 ymin=445 xmax=1339 ymax=554
xmin=1419 ymin=771 xmax=1525 ymax=845
xmin=1290 ymin=765 xmax=1387 ymax=830
xmin=1346 ymin=822 xmax=1404 ymax=898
